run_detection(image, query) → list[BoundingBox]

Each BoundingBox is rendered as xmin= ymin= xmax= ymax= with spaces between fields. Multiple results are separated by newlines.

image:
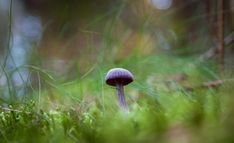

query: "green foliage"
xmin=0 ymin=54 xmax=234 ymax=143
xmin=1 ymin=0 xmax=234 ymax=142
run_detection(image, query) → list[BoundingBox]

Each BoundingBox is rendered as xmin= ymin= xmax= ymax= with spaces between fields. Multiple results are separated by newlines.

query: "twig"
xmin=199 ymin=32 xmax=234 ymax=60
xmin=184 ymin=79 xmax=234 ymax=91
xmin=201 ymin=80 xmax=224 ymax=88
xmin=0 ymin=106 xmax=31 ymax=114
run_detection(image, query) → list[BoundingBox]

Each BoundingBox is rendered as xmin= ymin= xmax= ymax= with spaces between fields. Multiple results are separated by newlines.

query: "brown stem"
xmin=217 ymin=0 xmax=224 ymax=68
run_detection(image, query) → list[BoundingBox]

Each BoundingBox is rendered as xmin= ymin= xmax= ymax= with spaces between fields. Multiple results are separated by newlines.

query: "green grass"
xmin=1 ymin=1 xmax=233 ymax=141
xmin=1 ymin=54 xmax=234 ymax=143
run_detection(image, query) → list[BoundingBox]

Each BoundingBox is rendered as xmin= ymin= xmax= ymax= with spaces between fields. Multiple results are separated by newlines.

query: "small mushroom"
xmin=105 ymin=68 xmax=134 ymax=110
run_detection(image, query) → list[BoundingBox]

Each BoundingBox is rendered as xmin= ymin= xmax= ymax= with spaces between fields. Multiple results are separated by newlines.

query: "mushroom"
xmin=105 ymin=68 xmax=134 ymax=110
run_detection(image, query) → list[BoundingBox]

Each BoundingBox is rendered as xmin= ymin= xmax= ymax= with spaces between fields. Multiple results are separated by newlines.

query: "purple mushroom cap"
xmin=105 ymin=68 xmax=134 ymax=86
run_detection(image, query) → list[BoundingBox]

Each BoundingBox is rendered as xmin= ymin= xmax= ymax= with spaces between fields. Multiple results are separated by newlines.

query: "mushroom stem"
xmin=116 ymin=83 xmax=128 ymax=110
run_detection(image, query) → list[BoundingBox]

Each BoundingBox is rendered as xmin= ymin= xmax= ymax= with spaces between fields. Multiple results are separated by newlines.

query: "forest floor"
xmin=0 ymin=54 xmax=234 ymax=143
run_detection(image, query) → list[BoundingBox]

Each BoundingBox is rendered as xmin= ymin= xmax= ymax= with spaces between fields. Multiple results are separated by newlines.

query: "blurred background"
xmin=1 ymin=0 xmax=234 ymax=142
xmin=0 ymin=0 xmax=233 ymax=90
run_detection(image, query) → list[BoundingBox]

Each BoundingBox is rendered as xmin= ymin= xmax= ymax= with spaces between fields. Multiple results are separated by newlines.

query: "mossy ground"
xmin=1 ymin=54 xmax=233 ymax=143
